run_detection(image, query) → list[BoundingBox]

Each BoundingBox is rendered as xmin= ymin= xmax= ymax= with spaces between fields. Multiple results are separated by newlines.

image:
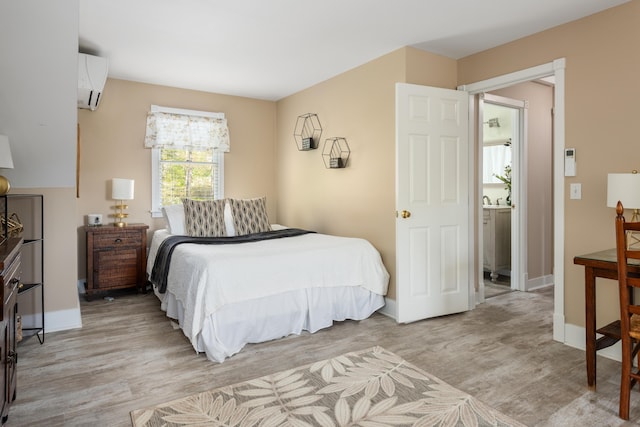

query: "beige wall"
xmin=77 ymin=78 xmax=277 ymax=280
xmin=1 ymin=2 xmax=81 ymax=332
xmin=7 ymin=0 xmax=634 ymax=335
xmin=490 ymin=81 xmax=554 ymax=282
xmin=77 ymin=46 xmax=459 ymax=303
xmin=76 ymin=2 xmax=639 ymax=331
xmin=275 ymin=47 xmax=458 ymax=299
xmin=459 ymin=1 xmax=640 ymax=327
xmin=11 ymin=188 xmax=80 ymax=330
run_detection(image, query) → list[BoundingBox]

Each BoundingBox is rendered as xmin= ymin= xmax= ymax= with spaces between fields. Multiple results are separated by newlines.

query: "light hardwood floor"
xmin=7 ymin=287 xmax=640 ymax=426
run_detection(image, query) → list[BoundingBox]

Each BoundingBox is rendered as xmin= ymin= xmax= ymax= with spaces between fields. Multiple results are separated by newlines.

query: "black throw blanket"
xmin=151 ymin=228 xmax=315 ymax=293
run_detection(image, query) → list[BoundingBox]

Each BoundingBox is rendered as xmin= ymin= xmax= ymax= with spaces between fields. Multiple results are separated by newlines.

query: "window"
xmin=151 ymin=147 xmax=224 ymax=217
xmin=482 ymin=143 xmax=511 ymax=184
xmin=146 ymin=106 xmax=229 ymax=217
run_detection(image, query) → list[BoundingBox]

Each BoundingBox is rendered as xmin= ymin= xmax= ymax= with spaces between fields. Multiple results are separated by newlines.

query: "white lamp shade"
xmin=112 ymin=178 xmax=134 ymax=200
xmin=607 ymin=173 xmax=640 ymax=209
xmin=0 ymin=135 xmax=14 ymax=169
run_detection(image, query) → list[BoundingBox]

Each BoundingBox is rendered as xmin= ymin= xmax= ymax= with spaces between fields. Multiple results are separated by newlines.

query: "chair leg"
xmin=621 ymin=378 xmax=631 ymax=419
xmin=621 ymin=339 xmax=632 ymax=420
xmin=637 ymin=349 xmax=640 ymax=391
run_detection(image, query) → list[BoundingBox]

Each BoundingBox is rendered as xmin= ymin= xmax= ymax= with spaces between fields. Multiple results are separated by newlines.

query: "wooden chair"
xmin=615 ymin=201 xmax=640 ymax=419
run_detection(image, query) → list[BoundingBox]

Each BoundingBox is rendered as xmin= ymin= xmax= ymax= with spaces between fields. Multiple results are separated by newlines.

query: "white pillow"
xmin=224 ymin=201 xmax=236 ymax=237
xmin=161 ymin=204 xmax=186 ymax=235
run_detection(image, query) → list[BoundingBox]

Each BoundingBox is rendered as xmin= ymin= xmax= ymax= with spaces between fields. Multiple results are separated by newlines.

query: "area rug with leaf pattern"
xmin=130 ymin=346 xmax=525 ymax=427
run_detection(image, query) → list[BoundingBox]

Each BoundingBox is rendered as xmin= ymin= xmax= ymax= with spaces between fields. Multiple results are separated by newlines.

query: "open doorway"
xmin=458 ymin=59 xmax=565 ymax=314
xmin=459 ymin=58 xmax=565 ymax=343
xmin=480 ymin=94 xmax=526 ymax=298
xmin=487 ymin=81 xmax=555 ymax=295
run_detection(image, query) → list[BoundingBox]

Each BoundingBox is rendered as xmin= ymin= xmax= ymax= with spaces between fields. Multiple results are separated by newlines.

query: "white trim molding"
xmin=459 ymin=58 xmax=566 ymax=344
xmin=564 ymin=322 xmax=621 ymax=363
xmin=379 ymin=297 xmax=397 ymax=320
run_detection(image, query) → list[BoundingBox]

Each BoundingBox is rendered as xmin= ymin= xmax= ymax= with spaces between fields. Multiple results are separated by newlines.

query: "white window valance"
xmin=144 ymin=107 xmax=230 ymax=152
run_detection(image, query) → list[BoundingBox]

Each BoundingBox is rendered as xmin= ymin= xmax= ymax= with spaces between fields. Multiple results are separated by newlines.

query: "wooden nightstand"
xmin=85 ymin=224 xmax=149 ymax=300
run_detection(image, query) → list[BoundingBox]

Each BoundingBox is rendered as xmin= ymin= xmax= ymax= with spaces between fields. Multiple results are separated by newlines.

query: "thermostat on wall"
xmin=565 ymin=148 xmax=576 ymax=177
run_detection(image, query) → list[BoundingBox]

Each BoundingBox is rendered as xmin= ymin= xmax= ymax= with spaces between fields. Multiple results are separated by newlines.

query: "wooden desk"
xmin=574 ymin=249 xmax=640 ymax=390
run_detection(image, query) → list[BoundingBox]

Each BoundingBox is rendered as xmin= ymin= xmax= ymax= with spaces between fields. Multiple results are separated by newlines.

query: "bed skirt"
xmin=154 ymin=285 xmax=385 ymax=362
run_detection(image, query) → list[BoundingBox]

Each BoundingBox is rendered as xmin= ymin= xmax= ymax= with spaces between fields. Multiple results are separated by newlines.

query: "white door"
xmin=396 ymin=83 xmax=471 ymax=323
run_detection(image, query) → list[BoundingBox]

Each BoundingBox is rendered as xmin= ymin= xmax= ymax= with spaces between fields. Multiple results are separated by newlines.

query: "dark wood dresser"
xmin=85 ymin=224 xmax=148 ymax=300
xmin=0 ymin=238 xmax=21 ymax=424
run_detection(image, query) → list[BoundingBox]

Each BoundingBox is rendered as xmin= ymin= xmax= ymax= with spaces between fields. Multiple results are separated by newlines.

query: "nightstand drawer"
xmin=93 ymin=231 xmax=142 ymax=249
xmin=94 ymin=249 xmax=140 ymax=288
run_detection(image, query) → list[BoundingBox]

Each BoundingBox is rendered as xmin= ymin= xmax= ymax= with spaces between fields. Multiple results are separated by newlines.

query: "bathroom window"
xmin=483 ymin=143 xmax=511 ymax=184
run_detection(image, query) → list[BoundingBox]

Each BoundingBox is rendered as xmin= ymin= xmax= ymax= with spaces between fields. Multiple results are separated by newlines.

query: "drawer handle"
xmin=115 ymin=238 xmax=122 ymax=243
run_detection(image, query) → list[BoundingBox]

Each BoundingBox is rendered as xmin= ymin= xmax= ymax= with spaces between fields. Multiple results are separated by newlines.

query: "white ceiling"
xmin=79 ymin=0 xmax=628 ymax=101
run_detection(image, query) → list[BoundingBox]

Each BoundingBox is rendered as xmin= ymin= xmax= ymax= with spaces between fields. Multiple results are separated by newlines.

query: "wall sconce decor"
xmin=111 ymin=178 xmax=134 ymax=227
xmin=293 ymin=113 xmax=322 ymax=151
xmin=0 ymin=135 xmax=14 ymax=195
xmin=322 ymin=137 xmax=350 ymax=169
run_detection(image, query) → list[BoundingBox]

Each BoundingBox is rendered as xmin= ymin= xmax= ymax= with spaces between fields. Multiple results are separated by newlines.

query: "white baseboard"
xmin=526 ymin=274 xmax=554 ymax=291
xmin=378 ymin=298 xmax=397 ymax=321
xmin=18 ymin=282 xmax=84 ymax=334
xmin=21 ymin=307 xmax=82 ymax=334
xmin=48 ymin=306 xmax=83 ymax=332
xmin=564 ymin=322 xmax=621 ymax=362
xmin=553 ymin=312 xmax=565 ymax=342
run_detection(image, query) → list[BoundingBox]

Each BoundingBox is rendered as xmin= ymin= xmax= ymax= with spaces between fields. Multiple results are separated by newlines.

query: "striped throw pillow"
xmin=227 ymin=197 xmax=271 ymax=236
xmin=182 ymin=199 xmax=227 ymax=237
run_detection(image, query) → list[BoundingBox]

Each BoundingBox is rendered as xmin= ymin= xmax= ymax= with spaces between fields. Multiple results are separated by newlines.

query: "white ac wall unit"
xmin=78 ymin=53 xmax=108 ymax=111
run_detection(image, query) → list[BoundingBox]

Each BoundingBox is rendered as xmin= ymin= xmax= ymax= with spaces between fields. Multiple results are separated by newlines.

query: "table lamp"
xmin=607 ymin=171 xmax=640 ymax=247
xmin=111 ymin=178 xmax=134 ymax=227
xmin=0 ymin=135 xmax=14 ymax=195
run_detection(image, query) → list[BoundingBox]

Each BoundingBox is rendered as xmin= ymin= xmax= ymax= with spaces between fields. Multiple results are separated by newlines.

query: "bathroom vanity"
xmin=483 ymin=206 xmax=511 ymax=282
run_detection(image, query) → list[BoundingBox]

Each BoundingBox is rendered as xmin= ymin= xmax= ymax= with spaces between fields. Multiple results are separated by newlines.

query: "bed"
xmin=146 ymin=198 xmax=389 ymax=363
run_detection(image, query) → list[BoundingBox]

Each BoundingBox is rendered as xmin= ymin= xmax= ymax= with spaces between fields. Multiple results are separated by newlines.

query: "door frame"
xmin=478 ymin=93 xmax=528 ymax=298
xmin=459 ymin=58 xmax=566 ymax=343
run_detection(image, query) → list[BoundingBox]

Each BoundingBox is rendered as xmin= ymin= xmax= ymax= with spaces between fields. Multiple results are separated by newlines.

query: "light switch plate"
xmin=570 ymin=183 xmax=582 ymax=200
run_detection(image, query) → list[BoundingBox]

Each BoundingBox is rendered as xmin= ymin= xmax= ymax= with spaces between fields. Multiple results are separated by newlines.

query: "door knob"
xmin=400 ymin=210 xmax=411 ymax=218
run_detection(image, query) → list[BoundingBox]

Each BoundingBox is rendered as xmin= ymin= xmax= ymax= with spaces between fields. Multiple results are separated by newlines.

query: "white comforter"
xmin=147 ymin=228 xmax=389 ymax=361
